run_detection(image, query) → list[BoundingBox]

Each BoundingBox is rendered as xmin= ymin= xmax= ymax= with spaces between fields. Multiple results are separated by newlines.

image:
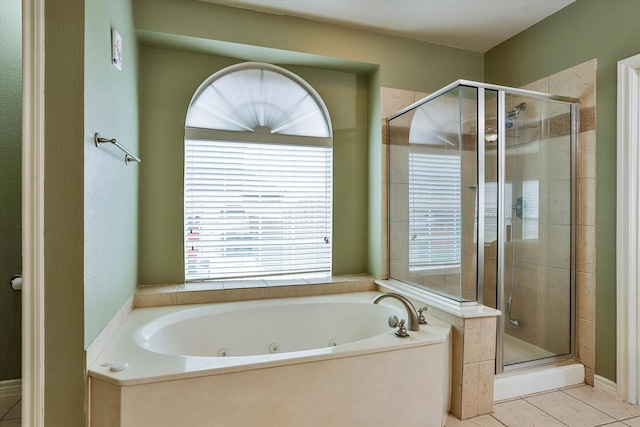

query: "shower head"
xmin=485 ymin=102 xmax=529 ymax=137
xmin=513 ymin=102 xmax=527 ymax=112
xmin=505 ymin=102 xmax=527 ymax=129
xmin=505 ymin=117 xmax=515 ymax=129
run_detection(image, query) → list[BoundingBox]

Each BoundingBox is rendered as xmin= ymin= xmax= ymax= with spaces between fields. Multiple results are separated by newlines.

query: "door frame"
xmin=22 ymin=0 xmax=46 ymax=424
xmin=616 ymin=52 xmax=640 ymax=404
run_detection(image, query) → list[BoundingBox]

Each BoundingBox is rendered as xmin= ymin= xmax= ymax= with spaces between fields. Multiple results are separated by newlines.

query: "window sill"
xmin=134 ymin=275 xmax=377 ymax=308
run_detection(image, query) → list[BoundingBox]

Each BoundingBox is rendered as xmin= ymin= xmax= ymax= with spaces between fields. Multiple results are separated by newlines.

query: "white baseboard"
xmin=0 ymin=379 xmax=21 ymax=398
xmin=594 ymin=374 xmax=617 ymax=397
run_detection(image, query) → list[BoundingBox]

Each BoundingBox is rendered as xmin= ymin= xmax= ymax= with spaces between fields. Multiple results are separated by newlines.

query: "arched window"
xmin=184 ymin=63 xmax=333 ymax=281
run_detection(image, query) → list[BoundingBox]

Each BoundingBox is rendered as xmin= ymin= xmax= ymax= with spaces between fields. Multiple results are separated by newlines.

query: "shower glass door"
xmin=500 ymin=94 xmax=575 ymax=369
xmin=387 ymin=80 xmax=578 ymax=373
xmin=388 ymin=85 xmax=480 ymax=303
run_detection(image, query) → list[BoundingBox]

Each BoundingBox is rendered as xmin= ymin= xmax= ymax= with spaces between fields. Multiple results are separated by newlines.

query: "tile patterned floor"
xmin=2 ymin=383 xmax=639 ymax=426
xmin=446 ymin=385 xmax=640 ymax=427
xmin=0 ymin=394 xmax=20 ymax=426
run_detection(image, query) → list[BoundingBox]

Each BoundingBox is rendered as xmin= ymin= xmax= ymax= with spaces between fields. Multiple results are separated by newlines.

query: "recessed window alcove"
xmin=184 ymin=63 xmax=334 ymax=282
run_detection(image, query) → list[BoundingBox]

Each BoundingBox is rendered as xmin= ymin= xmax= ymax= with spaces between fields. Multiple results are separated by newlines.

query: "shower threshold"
xmin=494 ymin=361 xmax=584 ymax=401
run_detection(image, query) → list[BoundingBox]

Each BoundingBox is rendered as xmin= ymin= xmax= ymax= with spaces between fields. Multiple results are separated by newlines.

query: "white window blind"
xmin=408 ymin=152 xmax=462 ymax=268
xmin=186 ymin=68 xmax=331 ymax=138
xmin=184 ymin=63 xmax=333 ymax=281
xmin=184 ymin=63 xmax=332 ymax=144
xmin=185 ymin=140 xmax=332 ymax=280
xmin=484 ymin=182 xmax=511 ymax=243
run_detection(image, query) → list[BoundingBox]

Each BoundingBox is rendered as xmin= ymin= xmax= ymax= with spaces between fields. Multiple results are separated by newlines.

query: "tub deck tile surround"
xmin=376 ymin=279 xmax=500 ymax=420
xmin=86 ymin=295 xmax=135 ymax=369
xmin=133 ymin=284 xmax=178 ymax=307
xmin=134 ymin=275 xmax=377 ymax=308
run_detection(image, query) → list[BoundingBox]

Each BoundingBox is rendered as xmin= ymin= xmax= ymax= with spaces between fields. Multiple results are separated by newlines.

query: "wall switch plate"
xmin=111 ymin=28 xmax=122 ymax=70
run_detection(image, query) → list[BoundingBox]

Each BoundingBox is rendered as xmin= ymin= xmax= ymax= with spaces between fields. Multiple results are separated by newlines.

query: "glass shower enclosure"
xmin=387 ymin=80 xmax=578 ymax=373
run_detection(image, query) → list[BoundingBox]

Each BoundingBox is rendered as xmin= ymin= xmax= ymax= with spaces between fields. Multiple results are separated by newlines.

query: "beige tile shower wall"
xmin=504 ymin=136 xmax=573 ymax=356
xmin=381 ymin=88 xmax=428 ymax=280
xmin=519 ymin=59 xmax=597 ymax=385
xmin=482 ymin=59 xmax=596 ymax=382
xmin=499 ymin=78 xmax=573 ymax=360
xmin=452 ymin=316 xmax=497 ymax=419
xmin=382 ymin=88 xmax=412 ymax=279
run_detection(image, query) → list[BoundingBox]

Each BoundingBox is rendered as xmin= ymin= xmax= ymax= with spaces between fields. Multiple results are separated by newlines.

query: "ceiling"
xmin=200 ymin=0 xmax=574 ymax=53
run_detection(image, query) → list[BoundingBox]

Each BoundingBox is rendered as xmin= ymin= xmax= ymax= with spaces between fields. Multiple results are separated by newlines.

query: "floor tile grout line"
xmin=488 ymin=413 xmax=509 ymax=426
xmin=536 ymin=389 xmax=625 ymax=426
xmin=560 ymin=388 xmax=614 ymax=420
xmin=449 ymin=384 xmax=640 ymax=426
xmin=559 ymin=388 xmax=632 ymax=422
xmin=520 ymin=396 xmax=573 ymax=426
xmin=623 ymin=418 xmax=640 ymax=425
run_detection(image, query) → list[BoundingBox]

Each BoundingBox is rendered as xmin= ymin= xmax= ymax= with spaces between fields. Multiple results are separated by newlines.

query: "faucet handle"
xmin=394 ymin=319 xmax=409 ymax=338
xmin=388 ymin=315 xmax=409 ymax=338
xmin=388 ymin=315 xmax=399 ymax=328
xmin=418 ymin=307 xmax=428 ymax=324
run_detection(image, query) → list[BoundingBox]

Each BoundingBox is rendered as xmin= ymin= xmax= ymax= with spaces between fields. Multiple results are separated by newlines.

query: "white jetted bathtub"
xmin=89 ymin=291 xmax=451 ymax=427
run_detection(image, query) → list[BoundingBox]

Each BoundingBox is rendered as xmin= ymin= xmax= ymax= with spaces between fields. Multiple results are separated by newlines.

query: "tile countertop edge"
xmin=375 ymin=279 xmax=501 ymax=319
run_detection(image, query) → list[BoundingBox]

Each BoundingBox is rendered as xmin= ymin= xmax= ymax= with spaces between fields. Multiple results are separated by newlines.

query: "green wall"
xmin=138 ymin=50 xmax=237 ymax=284
xmin=367 ymin=69 xmax=383 ymax=277
xmin=132 ymin=0 xmax=483 ymax=92
xmin=44 ymin=0 xmax=85 ymax=425
xmin=42 ymin=0 xmax=140 ymax=424
xmin=84 ymin=0 xmax=140 ymax=347
xmin=138 ymin=49 xmax=372 ymax=283
xmin=134 ymin=0 xmax=484 ymax=284
xmin=0 ymin=0 xmax=22 ymax=383
xmin=485 ymin=0 xmax=640 ymax=382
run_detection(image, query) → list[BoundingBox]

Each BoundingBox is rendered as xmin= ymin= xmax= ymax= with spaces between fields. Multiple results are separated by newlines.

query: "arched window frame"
xmin=184 ymin=62 xmax=334 ymax=281
xmin=185 ymin=62 xmax=333 ymax=143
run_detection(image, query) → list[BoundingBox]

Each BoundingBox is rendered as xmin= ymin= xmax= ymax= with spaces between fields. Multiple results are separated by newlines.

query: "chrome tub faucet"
xmin=373 ymin=292 xmax=420 ymax=332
